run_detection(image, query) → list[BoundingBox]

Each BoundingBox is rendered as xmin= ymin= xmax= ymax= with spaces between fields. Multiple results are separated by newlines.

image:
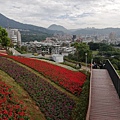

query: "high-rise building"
xmin=109 ymin=32 xmax=116 ymax=43
xmin=72 ymin=35 xmax=76 ymax=42
xmin=6 ymin=28 xmax=21 ymax=46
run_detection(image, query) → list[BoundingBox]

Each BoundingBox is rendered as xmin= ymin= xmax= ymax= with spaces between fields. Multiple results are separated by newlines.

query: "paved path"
xmin=87 ymin=69 xmax=120 ymax=120
xmin=9 ymin=48 xmax=21 ymax=55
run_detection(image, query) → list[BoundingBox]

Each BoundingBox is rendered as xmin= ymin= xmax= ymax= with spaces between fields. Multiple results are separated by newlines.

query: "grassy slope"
xmin=0 ymin=57 xmax=89 ymax=120
xmin=38 ymin=58 xmax=78 ymax=71
xmin=92 ymin=50 xmax=99 ymax=55
xmin=117 ymin=70 xmax=120 ymax=76
xmin=0 ymin=70 xmax=46 ymax=120
xmin=72 ymin=78 xmax=90 ymax=120
xmin=10 ymin=58 xmax=90 ymax=120
xmin=8 ymin=58 xmax=79 ymax=101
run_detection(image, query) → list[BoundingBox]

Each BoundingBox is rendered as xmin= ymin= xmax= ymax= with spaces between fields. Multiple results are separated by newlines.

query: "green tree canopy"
xmin=99 ymin=44 xmax=115 ymax=51
xmin=71 ymin=42 xmax=92 ymax=63
xmin=0 ymin=26 xmax=10 ymax=47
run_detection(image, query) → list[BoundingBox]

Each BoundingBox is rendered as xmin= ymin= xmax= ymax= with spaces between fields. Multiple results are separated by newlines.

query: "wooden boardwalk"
xmin=87 ymin=69 xmax=120 ymax=120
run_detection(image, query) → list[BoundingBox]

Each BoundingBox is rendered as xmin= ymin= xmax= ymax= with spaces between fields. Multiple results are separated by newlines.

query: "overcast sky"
xmin=0 ymin=0 xmax=120 ymax=29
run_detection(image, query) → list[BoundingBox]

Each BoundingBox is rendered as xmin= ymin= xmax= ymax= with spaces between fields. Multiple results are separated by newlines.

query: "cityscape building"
xmin=6 ymin=28 xmax=21 ymax=46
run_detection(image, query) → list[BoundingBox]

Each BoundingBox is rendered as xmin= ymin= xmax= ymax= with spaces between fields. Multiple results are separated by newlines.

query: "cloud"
xmin=0 ymin=0 xmax=120 ymax=29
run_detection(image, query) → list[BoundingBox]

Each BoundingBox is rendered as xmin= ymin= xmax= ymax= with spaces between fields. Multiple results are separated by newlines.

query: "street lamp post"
xmin=85 ymin=53 xmax=87 ymax=74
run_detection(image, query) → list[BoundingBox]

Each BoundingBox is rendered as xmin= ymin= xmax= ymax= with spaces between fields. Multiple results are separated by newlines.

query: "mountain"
xmin=0 ymin=13 xmax=54 ymax=34
xmin=0 ymin=13 xmax=63 ymax=42
xmin=48 ymin=24 xmax=69 ymax=33
xmin=1 ymin=13 xmax=120 ymax=41
xmin=48 ymin=24 xmax=120 ymax=36
xmin=73 ymin=27 xmax=120 ymax=37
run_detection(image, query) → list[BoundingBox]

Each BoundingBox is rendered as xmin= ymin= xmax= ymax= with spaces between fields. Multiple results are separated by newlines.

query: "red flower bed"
xmin=7 ymin=55 xmax=86 ymax=96
xmin=0 ymin=80 xmax=29 ymax=120
xmin=0 ymin=57 xmax=75 ymax=120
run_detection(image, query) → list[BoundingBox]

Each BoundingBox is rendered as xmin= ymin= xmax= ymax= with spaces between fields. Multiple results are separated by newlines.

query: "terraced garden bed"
xmin=7 ymin=55 xmax=86 ymax=96
xmin=0 ymin=56 xmax=75 ymax=120
xmin=0 ymin=79 xmax=29 ymax=119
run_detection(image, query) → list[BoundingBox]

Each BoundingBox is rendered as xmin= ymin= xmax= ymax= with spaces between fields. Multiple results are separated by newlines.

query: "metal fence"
xmin=105 ymin=59 xmax=120 ymax=98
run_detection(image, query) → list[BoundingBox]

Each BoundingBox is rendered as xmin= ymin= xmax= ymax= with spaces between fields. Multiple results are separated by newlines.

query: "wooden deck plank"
xmin=89 ymin=69 xmax=120 ymax=120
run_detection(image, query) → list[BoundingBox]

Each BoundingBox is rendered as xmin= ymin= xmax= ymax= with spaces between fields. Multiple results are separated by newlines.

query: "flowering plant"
xmin=8 ymin=55 xmax=86 ymax=96
xmin=0 ymin=80 xmax=29 ymax=120
xmin=0 ymin=56 xmax=75 ymax=120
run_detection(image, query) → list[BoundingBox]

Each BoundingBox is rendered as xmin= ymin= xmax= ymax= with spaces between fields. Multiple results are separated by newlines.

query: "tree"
xmin=71 ymin=42 xmax=92 ymax=63
xmin=88 ymin=42 xmax=100 ymax=50
xmin=21 ymin=46 xmax=27 ymax=52
xmin=0 ymin=26 xmax=10 ymax=47
xmin=99 ymin=44 xmax=115 ymax=51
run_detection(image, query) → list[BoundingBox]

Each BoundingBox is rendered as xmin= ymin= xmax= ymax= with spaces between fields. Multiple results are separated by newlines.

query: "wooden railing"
xmin=86 ymin=59 xmax=120 ymax=120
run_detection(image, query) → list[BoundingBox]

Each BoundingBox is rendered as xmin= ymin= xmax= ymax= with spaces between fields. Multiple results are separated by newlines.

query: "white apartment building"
xmin=6 ymin=28 xmax=21 ymax=46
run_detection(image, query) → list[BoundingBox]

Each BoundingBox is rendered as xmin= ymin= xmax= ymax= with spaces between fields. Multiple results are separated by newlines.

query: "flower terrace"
xmin=8 ymin=55 xmax=86 ymax=96
xmin=0 ymin=80 xmax=29 ymax=120
xmin=0 ymin=53 xmax=86 ymax=120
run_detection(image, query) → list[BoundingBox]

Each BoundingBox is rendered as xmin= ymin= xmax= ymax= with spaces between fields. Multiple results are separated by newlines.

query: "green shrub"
xmin=72 ymin=75 xmax=90 ymax=120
